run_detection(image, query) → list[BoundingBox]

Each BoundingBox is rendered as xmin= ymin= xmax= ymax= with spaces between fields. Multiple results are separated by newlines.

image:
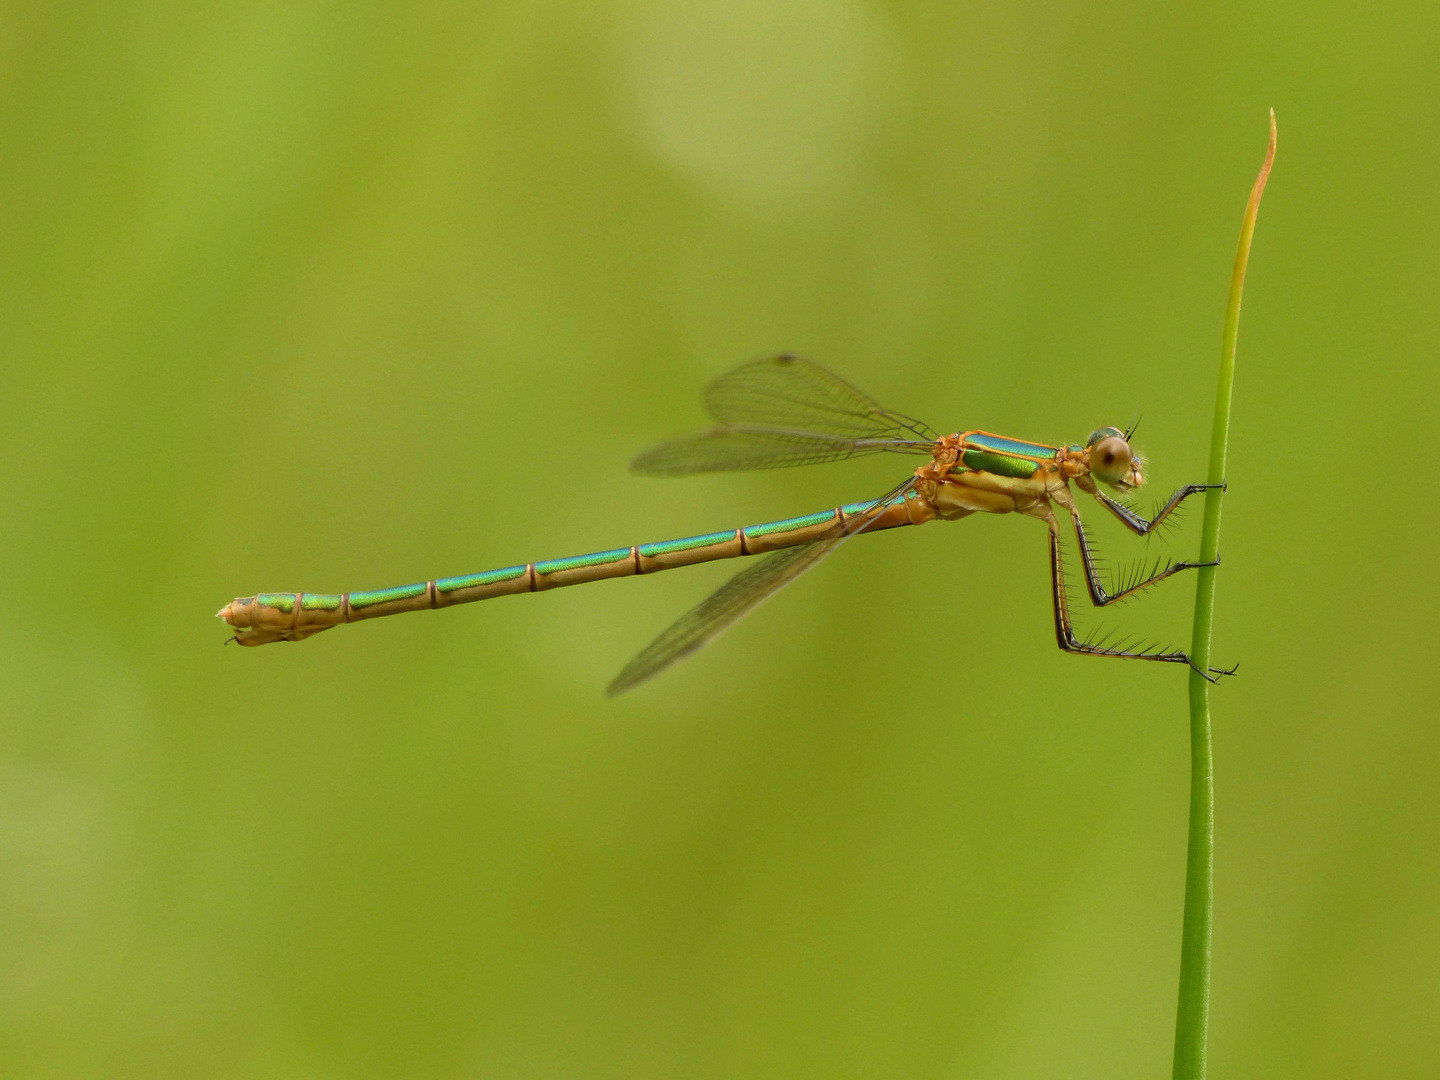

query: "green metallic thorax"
xmin=957 ymin=432 xmax=1058 ymax=480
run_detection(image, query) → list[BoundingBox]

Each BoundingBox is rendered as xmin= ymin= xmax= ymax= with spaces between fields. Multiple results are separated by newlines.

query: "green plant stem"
xmin=1171 ymin=112 xmax=1276 ymax=1080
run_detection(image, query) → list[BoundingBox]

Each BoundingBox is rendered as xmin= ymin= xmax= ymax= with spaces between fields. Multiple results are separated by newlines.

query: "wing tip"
xmin=604 ymin=667 xmax=646 ymax=698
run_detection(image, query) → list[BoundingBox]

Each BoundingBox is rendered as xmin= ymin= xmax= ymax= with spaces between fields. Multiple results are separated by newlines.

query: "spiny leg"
xmin=1093 ymin=482 xmax=1224 ymax=536
xmin=1068 ymin=508 xmax=1218 ymax=608
xmin=1043 ymin=512 xmax=1234 ymax=682
xmin=1049 ymin=483 xmax=1217 ymax=608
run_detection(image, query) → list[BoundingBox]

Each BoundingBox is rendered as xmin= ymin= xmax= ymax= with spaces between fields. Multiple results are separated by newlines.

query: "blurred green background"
xmin=2 ymin=2 xmax=1436 ymax=1077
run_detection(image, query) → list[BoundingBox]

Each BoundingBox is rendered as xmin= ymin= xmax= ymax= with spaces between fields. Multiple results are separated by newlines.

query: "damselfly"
xmin=219 ymin=356 xmax=1234 ymax=692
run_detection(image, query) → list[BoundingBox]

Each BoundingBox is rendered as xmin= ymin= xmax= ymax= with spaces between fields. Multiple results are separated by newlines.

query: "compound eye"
xmin=1090 ymin=435 xmax=1133 ymax=486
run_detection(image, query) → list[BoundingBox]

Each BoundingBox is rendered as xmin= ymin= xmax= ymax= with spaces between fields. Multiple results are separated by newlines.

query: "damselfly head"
xmin=1085 ymin=427 xmax=1143 ymax=491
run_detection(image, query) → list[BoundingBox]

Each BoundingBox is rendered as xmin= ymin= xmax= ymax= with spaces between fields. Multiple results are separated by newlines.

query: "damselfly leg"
xmin=1042 ymin=485 xmax=1237 ymax=682
xmin=1092 ymin=482 xmax=1226 ymax=536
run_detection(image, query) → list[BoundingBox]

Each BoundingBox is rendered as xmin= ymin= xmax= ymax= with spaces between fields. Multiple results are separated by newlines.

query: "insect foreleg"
xmin=1092 ymin=482 xmax=1224 ymax=536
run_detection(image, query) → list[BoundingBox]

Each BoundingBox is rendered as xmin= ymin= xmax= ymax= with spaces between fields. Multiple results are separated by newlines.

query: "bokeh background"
xmin=2 ymin=2 xmax=1436 ymax=1077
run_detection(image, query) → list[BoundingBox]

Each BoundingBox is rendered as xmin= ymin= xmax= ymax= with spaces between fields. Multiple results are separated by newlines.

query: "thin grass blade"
xmin=1172 ymin=110 xmax=1276 ymax=1080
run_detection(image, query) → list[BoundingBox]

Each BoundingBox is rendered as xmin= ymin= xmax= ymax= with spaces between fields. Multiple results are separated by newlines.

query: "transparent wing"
xmin=630 ymin=355 xmax=937 ymax=477
xmin=606 ymin=479 xmax=915 ymax=696
xmin=631 ymin=426 xmax=933 ymax=477
xmin=705 ymin=354 xmax=934 ymax=438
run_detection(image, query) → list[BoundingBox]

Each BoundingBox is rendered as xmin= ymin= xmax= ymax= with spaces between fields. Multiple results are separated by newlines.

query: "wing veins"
xmin=607 ymin=478 xmax=916 ymax=695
